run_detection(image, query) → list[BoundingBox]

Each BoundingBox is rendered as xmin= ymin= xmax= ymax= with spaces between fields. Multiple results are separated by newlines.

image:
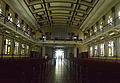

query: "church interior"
xmin=0 ymin=0 xmax=120 ymax=83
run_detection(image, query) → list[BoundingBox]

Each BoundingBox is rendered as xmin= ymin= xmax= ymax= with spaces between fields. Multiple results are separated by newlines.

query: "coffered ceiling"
xmin=24 ymin=0 xmax=99 ymax=27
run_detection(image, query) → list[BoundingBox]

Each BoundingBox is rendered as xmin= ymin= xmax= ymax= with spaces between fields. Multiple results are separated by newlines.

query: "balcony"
xmin=0 ymin=14 xmax=34 ymax=42
xmin=83 ymin=16 xmax=120 ymax=44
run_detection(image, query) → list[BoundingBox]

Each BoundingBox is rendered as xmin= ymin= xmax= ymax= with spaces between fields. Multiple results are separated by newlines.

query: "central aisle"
xmin=43 ymin=59 xmax=76 ymax=83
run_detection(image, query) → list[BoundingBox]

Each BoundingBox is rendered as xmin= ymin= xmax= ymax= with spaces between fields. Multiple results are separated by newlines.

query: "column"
xmin=74 ymin=47 xmax=77 ymax=58
xmin=116 ymin=37 xmax=120 ymax=58
xmin=19 ymin=42 xmax=21 ymax=56
xmin=11 ymin=39 xmax=14 ymax=56
xmin=105 ymin=41 xmax=108 ymax=59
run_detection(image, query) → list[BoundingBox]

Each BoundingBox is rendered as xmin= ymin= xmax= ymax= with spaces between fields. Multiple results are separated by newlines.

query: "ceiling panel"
xmin=24 ymin=0 xmax=99 ymax=27
xmin=51 ymin=16 xmax=69 ymax=19
xmin=33 ymin=4 xmax=43 ymax=9
xmin=51 ymin=10 xmax=70 ymax=14
xmin=79 ymin=5 xmax=88 ymax=11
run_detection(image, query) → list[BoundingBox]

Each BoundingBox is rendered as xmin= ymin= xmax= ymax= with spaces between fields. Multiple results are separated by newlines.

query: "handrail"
xmin=84 ymin=16 xmax=120 ymax=41
xmin=0 ymin=14 xmax=32 ymax=38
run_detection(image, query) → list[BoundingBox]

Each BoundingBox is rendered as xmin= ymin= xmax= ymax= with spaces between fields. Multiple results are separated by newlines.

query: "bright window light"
xmin=0 ymin=9 xmax=2 ymax=14
xmin=94 ymin=27 xmax=97 ymax=32
xmin=55 ymin=49 xmax=64 ymax=59
xmin=118 ymin=11 xmax=120 ymax=19
xmin=100 ymin=22 xmax=103 ymax=31
xmin=94 ymin=45 xmax=98 ymax=56
xmin=100 ymin=43 xmax=104 ymax=56
xmin=90 ymin=47 xmax=93 ymax=56
xmin=17 ymin=20 xmax=20 ymax=27
xmin=108 ymin=41 xmax=114 ymax=56
xmin=108 ymin=16 xmax=112 ymax=25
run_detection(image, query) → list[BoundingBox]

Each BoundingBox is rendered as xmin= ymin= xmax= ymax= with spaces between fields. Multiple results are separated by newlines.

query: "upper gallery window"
xmin=94 ymin=27 xmax=97 ymax=33
xmin=42 ymin=35 xmax=46 ymax=40
xmin=23 ymin=25 xmax=26 ymax=31
xmin=100 ymin=22 xmax=103 ymax=31
xmin=90 ymin=30 xmax=92 ymax=36
xmin=8 ymin=13 xmax=13 ymax=22
xmin=108 ymin=16 xmax=112 ymax=25
xmin=108 ymin=41 xmax=114 ymax=56
xmin=16 ymin=20 xmax=20 ymax=27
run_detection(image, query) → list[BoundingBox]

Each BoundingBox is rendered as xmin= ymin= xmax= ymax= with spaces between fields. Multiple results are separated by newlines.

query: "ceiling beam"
xmin=69 ymin=0 xmax=80 ymax=25
xmin=42 ymin=0 xmax=51 ymax=27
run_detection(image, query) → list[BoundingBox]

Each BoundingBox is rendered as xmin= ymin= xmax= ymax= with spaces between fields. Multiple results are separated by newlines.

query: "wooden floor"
xmin=42 ymin=59 xmax=77 ymax=83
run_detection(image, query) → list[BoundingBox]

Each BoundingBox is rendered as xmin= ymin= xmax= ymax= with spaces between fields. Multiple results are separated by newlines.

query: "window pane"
xmin=90 ymin=47 xmax=93 ymax=56
xmin=94 ymin=45 xmax=98 ymax=56
xmin=100 ymin=43 xmax=104 ymax=56
xmin=14 ymin=42 xmax=19 ymax=55
xmin=108 ymin=41 xmax=114 ymax=56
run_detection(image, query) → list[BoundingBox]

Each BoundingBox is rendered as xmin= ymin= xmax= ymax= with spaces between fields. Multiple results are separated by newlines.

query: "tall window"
xmin=90 ymin=47 xmax=93 ymax=56
xmin=94 ymin=27 xmax=97 ymax=33
xmin=8 ymin=13 xmax=13 ymax=22
xmin=26 ymin=45 xmax=29 ymax=54
xmin=108 ymin=41 xmax=114 ymax=56
xmin=100 ymin=22 xmax=103 ymax=31
xmin=0 ymin=4 xmax=2 ymax=14
xmin=108 ymin=16 xmax=112 ymax=25
xmin=4 ymin=39 xmax=11 ymax=55
xmin=94 ymin=45 xmax=98 ymax=56
xmin=118 ymin=11 xmax=120 ymax=19
xmin=21 ymin=44 xmax=25 ymax=55
xmin=0 ymin=9 xmax=2 ymax=14
xmin=14 ymin=42 xmax=19 ymax=55
xmin=100 ymin=43 xmax=104 ymax=56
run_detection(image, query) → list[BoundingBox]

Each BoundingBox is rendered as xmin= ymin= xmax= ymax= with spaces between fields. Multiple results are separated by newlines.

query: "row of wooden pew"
xmin=0 ymin=58 xmax=52 ymax=83
xmin=67 ymin=58 xmax=120 ymax=83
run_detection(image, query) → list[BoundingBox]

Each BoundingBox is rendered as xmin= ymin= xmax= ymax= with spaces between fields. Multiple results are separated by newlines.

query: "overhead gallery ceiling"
xmin=24 ymin=0 xmax=99 ymax=28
